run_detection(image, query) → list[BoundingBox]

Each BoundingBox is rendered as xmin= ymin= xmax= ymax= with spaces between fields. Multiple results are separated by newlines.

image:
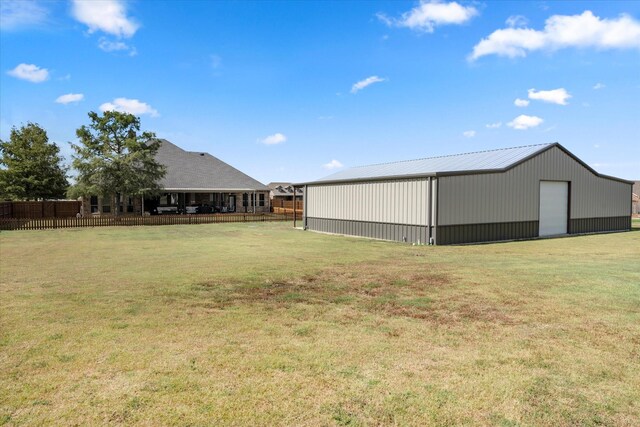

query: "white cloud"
xmin=378 ymin=1 xmax=478 ymax=33
xmin=323 ymin=159 xmax=344 ymax=170
xmin=470 ymin=11 xmax=640 ymax=60
xmin=258 ymin=133 xmax=287 ymax=145
xmin=351 ymin=76 xmax=386 ymax=93
xmin=507 ymin=115 xmax=544 ymax=130
xmin=377 ymin=13 xmax=394 ymax=27
xmin=506 ymin=15 xmax=528 ymax=28
xmin=514 ymin=98 xmax=530 ymax=107
xmin=55 ymin=93 xmax=84 ymax=104
xmin=99 ymin=98 xmax=159 ymax=117
xmin=462 ymin=130 xmax=476 ymax=138
xmin=7 ymin=63 xmax=49 ymax=83
xmin=1 ymin=0 xmax=49 ymax=30
xmin=486 ymin=122 xmax=502 ymax=129
xmin=71 ymin=0 xmax=139 ymax=38
xmin=593 ymin=82 xmax=606 ymax=89
xmin=528 ymin=88 xmax=571 ymax=105
xmin=98 ymin=37 xmax=137 ymax=56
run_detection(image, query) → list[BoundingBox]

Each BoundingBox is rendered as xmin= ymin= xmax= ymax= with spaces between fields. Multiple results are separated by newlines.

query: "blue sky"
xmin=1 ymin=1 xmax=639 ymax=183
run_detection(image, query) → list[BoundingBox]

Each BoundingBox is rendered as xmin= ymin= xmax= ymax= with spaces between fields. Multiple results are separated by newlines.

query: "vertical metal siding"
xmin=305 ymin=217 xmax=429 ymax=244
xmin=305 ymin=178 xmax=430 ymax=226
xmin=437 ymin=146 xmax=630 ymax=226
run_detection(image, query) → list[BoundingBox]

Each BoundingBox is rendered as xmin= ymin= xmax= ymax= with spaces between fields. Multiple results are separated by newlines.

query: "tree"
xmin=71 ymin=111 xmax=166 ymax=215
xmin=0 ymin=123 xmax=69 ymax=200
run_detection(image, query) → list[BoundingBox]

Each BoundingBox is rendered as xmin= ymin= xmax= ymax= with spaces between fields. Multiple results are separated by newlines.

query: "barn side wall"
xmin=436 ymin=146 xmax=631 ymax=244
xmin=305 ymin=178 xmax=432 ymax=243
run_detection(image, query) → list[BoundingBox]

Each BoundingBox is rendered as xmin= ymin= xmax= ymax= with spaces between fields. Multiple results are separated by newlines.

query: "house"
xmin=297 ymin=143 xmax=633 ymax=245
xmin=268 ymin=182 xmax=303 ymax=209
xmin=268 ymin=182 xmax=304 ymax=203
xmin=81 ymin=139 xmax=270 ymax=215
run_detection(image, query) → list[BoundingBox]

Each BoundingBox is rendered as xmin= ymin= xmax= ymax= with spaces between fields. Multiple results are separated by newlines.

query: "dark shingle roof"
xmin=155 ymin=139 xmax=268 ymax=191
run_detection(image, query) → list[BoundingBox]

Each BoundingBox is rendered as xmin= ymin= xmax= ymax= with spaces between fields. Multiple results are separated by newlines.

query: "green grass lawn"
xmin=1 ymin=223 xmax=639 ymax=426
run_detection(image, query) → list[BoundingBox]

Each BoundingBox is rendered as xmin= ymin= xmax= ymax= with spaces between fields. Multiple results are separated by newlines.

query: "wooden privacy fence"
xmin=2 ymin=201 xmax=81 ymax=218
xmin=0 ymin=212 xmax=302 ymax=231
xmin=0 ymin=202 xmax=10 ymax=218
xmin=271 ymin=200 xmax=303 ymax=212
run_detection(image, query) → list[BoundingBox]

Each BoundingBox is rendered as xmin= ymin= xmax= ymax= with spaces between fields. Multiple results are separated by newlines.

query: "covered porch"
xmin=143 ymin=190 xmax=270 ymax=215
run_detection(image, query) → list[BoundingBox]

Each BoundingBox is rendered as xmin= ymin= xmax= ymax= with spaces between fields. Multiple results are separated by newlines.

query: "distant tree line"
xmin=0 ymin=111 xmax=165 ymax=216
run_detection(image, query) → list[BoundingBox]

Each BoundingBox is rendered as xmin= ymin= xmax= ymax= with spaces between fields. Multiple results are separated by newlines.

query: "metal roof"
xmin=155 ymin=139 xmax=269 ymax=191
xmin=308 ymin=143 xmax=554 ymax=184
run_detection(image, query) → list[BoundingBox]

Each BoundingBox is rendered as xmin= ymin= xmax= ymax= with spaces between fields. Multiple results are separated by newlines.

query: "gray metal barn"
xmin=298 ymin=143 xmax=632 ymax=245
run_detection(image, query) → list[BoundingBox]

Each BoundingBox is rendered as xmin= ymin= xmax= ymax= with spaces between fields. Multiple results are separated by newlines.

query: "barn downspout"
xmin=433 ymin=177 xmax=439 ymax=245
xmin=427 ymin=177 xmax=432 ymax=245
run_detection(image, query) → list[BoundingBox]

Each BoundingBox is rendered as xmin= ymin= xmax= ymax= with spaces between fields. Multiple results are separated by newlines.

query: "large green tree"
xmin=71 ymin=111 xmax=166 ymax=215
xmin=0 ymin=123 xmax=69 ymax=200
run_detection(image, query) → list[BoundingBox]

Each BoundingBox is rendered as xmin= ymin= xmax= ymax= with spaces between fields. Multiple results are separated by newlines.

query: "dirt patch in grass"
xmin=188 ymin=262 xmax=514 ymax=325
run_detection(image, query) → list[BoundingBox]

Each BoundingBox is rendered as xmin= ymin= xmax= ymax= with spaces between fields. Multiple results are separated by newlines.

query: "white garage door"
xmin=539 ymin=181 xmax=568 ymax=236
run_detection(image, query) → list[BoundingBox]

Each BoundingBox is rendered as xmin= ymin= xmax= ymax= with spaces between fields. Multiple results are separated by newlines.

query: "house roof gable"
xmin=155 ymin=139 xmax=269 ymax=191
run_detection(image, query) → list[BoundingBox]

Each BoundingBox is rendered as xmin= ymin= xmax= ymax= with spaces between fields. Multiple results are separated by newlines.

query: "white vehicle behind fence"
xmin=156 ymin=205 xmax=178 ymax=215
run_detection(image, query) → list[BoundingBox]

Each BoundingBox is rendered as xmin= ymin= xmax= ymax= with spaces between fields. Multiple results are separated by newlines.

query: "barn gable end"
xmin=436 ymin=145 xmax=631 ymax=244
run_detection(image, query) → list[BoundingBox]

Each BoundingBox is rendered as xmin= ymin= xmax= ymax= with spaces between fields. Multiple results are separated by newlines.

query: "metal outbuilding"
xmin=297 ymin=143 xmax=633 ymax=245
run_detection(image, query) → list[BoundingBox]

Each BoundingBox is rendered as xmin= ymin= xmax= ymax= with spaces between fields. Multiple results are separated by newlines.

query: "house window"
xmin=102 ymin=197 xmax=111 ymax=213
xmin=259 ymin=193 xmax=265 ymax=207
xmin=242 ymin=193 xmax=248 ymax=207
xmin=127 ymin=197 xmax=134 ymax=213
xmin=90 ymin=196 xmax=99 ymax=213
